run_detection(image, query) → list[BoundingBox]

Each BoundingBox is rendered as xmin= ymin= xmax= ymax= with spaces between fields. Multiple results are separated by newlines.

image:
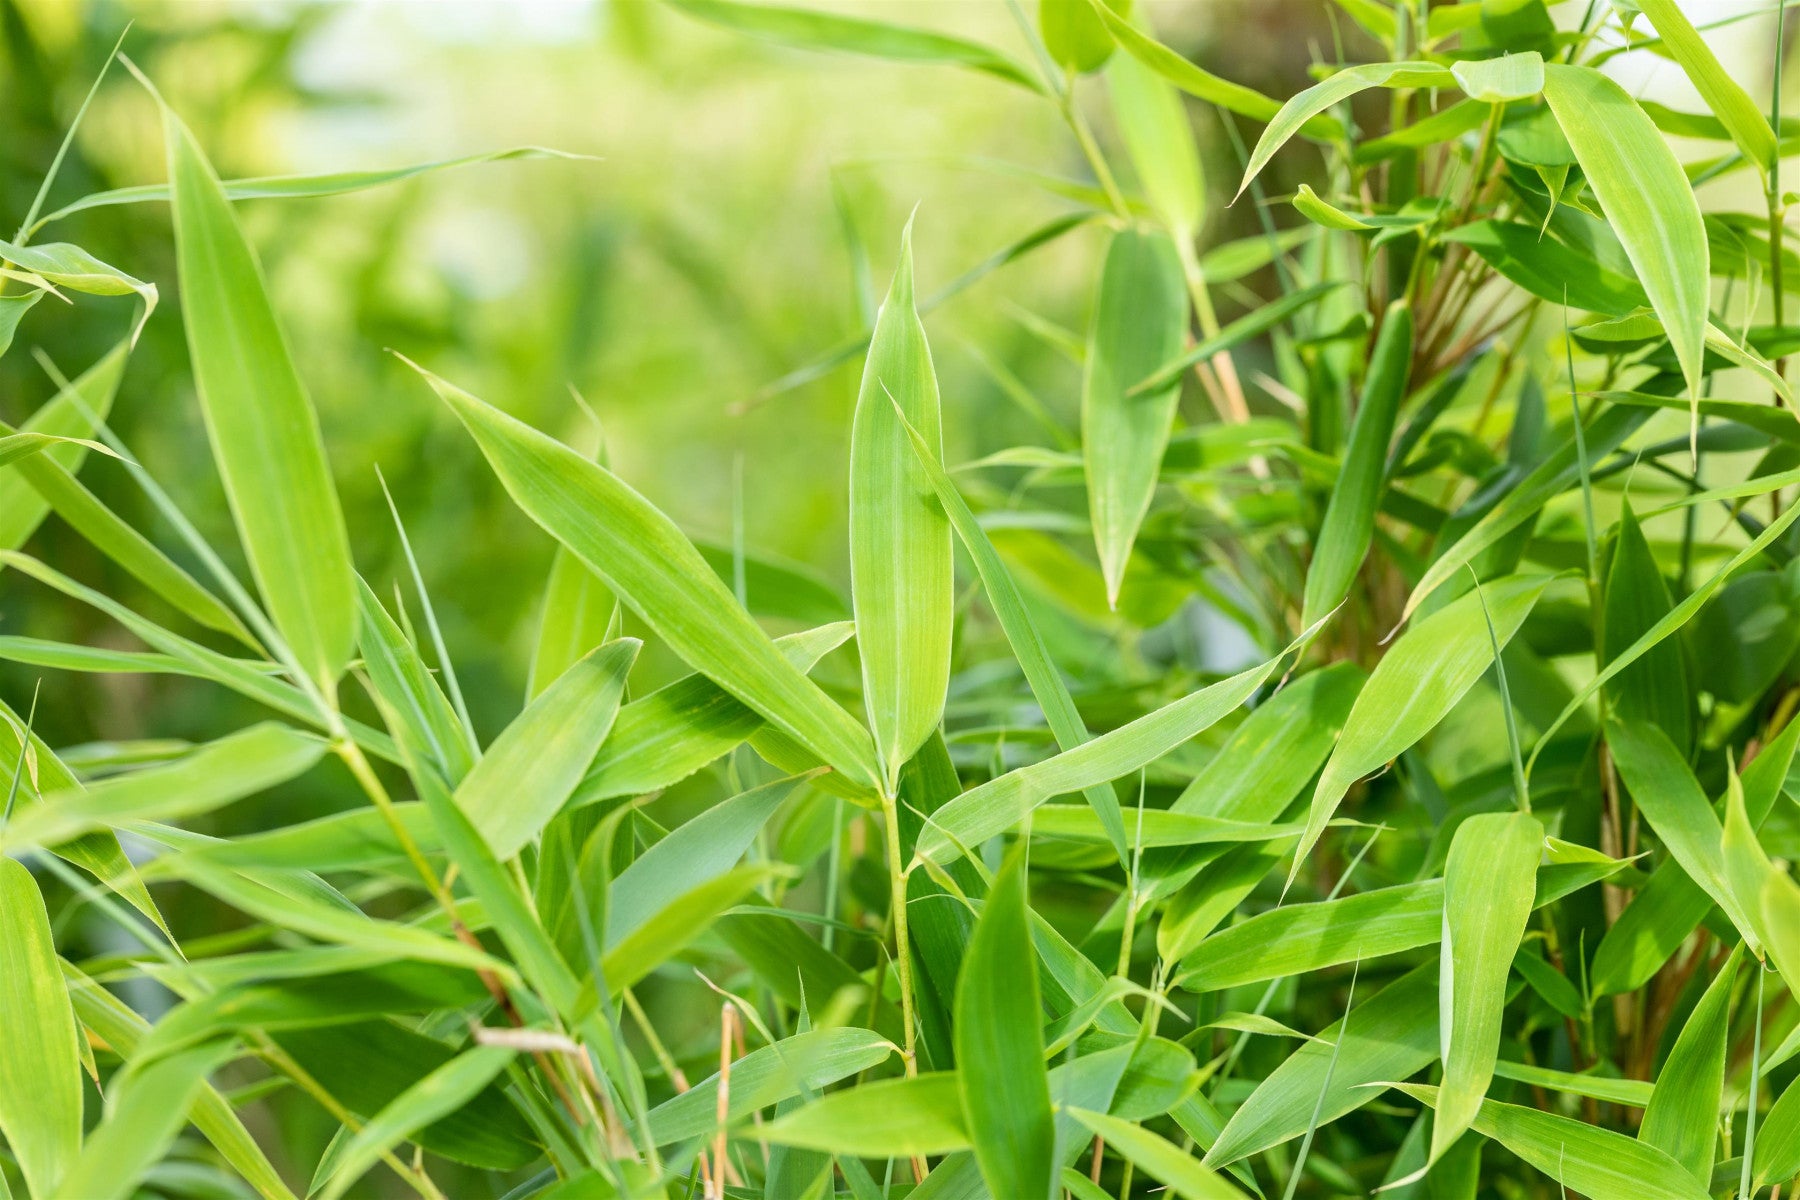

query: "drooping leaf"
xmin=1082 ymin=228 xmax=1189 ymax=608
xmin=412 ymin=361 xmax=880 ymax=789
xmin=1541 ymin=64 xmax=1708 ymax=414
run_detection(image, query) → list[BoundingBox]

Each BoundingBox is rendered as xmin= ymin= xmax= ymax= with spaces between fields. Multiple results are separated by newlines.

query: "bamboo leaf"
xmin=411 ymin=360 xmax=880 ymax=789
xmin=1088 ymin=0 xmax=1330 ymax=134
xmin=0 ymin=341 xmax=125 ymax=554
xmin=0 ymin=858 xmax=84 ymax=1198
xmin=1433 ymin=810 xmax=1543 ymax=1164
xmin=317 ymin=1046 xmax=517 ymax=1200
xmin=1450 ymin=51 xmax=1544 ymax=103
xmin=915 ymin=652 xmax=1285 ymax=863
xmin=1238 ymin=63 xmax=1456 ymax=197
xmin=956 ymin=847 xmax=1055 ymax=1200
xmin=851 ymin=219 xmax=953 ymax=786
xmin=50 ymin=1041 xmax=236 ymax=1200
xmin=1293 ymin=574 xmax=1554 ymax=885
xmin=1387 ymin=1083 xmax=1711 ymax=1200
xmin=455 ymin=638 xmax=639 ymax=859
xmin=2 ymin=723 xmax=325 ymax=850
xmin=1041 ymin=0 xmax=1118 ymax=74
xmin=1301 ymin=301 xmax=1412 ymax=627
xmin=1066 ymin=1108 xmax=1245 ymax=1198
xmin=1541 ymin=64 xmax=1708 ymax=415
xmin=1083 ymin=228 xmax=1189 ymax=608
xmin=161 ymin=101 xmax=357 ymax=692
xmin=760 ymin=1073 xmax=971 ymax=1156
xmin=643 ymin=1027 xmax=897 ymax=1144
xmin=1634 ymin=0 xmax=1777 ymax=173
xmin=1641 ymin=945 xmax=1738 ymax=1181
xmin=664 ymin=0 xmax=1044 ymax=92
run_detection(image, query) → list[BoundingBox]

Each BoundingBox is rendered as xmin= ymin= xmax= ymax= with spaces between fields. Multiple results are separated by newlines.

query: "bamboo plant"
xmin=4 ymin=0 xmax=1800 ymax=1197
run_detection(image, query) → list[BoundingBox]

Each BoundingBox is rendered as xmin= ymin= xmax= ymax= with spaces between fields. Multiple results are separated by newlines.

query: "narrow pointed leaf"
xmin=1434 ymin=810 xmax=1543 ymax=1163
xmin=414 ymin=361 xmax=879 ymax=788
xmin=1082 ymin=228 xmax=1189 ymax=608
xmin=164 ymin=107 xmax=357 ymax=692
xmin=956 ymin=847 xmax=1055 ymax=1200
xmin=0 ymin=858 xmax=84 ymax=1198
xmin=1641 ymin=945 xmax=1738 ymax=1181
xmin=851 ymin=220 xmax=952 ymax=785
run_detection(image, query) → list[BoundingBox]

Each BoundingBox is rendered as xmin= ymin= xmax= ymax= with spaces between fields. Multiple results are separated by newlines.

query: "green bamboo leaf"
xmin=318 ymin=1045 xmax=517 ymax=1200
xmin=1432 ymin=810 xmax=1543 ymax=1165
xmin=2 ymin=723 xmax=325 ymax=850
xmin=1128 ymin=283 xmax=1343 ymax=397
xmin=0 ymin=341 xmax=124 ymax=553
xmin=161 ymin=101 xmax=357 ymax=692
xmin=664 ymin=0 xmax=1044 ymax=92
xmin=1207 ymin=962 xmax=1437 ymax=1166
xmin=1540 ymin=64 xmax=1708 ymax=417
xmin=412 ymin=755 xmax=580 ymax=1012
xmin=892 ymin=400 xmax=1125 ymax=859
xmin=0 ymin=291 xmax=42 ymax=359
xmin=411 ymin=360 xmax=880 ymax=789
xmin=1293 ymin=573 xmax=1554 ymax=885
xmin=851 ymin=219 xmax=953 ymax=787
xmin=2 ymin=428 xmax=250 ymax=642
xmin=1083 ymin=228 xmax=1189 ymax=608
xmin=1040 ymin=0 xmax=1119 ymax=73
xmin=573 ymin=623 xmax=852 ymax=804
xmin=1403 ymin=407 xmax=1648 ymax=620
xmin=527 ymin=547 xmax=615 ymax=700
xmin=33 ymin=146 xmax=586 ymax=234
xmin=1108 ymin=13 xmax=1204 ymax=241
xmin=1606 ymin=719 xmax=1761 ymax=953
xmin=0 ymin=858 xmax=84 ymax=1198
xmin=1756 ymin=1067 xmax=1800 ymax=1188
xmin=456 ymin=638 xmax=638 ymax=859
xmin=0 ymin=237 xmax=157 ymax=324
xmin=1444 ymin=220 xmax=1647 ymax=315
xmin=915 ymin=651 xmax=1284 ymax=864
xmin=1301 ymin=301 xmax=1412 ymax=627
xmin=1603 ymin=502 xmax=1691 ymax=750
xmin=1641 ymin=945 xmax=1738 ymax=1181
xmin=607 ymin=774 xmax=804 ymax=949
xmin=1634 ymin=0 xmax=1776 ymax=173
xmin=1387 ymin=1083 xmax=1711 ymax=1200
xmin=170 ymin=857 xmax=512 ymax=981
xmin=356 ymin=580 xmax=475 ymax=786
xmin=760 ymin=1073 xmax=971 ymax=1156
xmin=956 ymin=847 xmax=1055 ymax=1200
xmin=1238 ymin=62 xmax=1455 ymax=197
xmin=1180 ymin=859 xmax=1619 ymax=991
xmin=1492 ymin=1059 xmax=1652 ymax=1108
xmin=0 ymin=696 xmax=168 ymax=935
xmin=643 ymin=1027 xmax=897 ymax=1144
xmin=273 ymin=1023 xmax=537 ymax=1170
xmin=1066 ymin=1108 xmax=1244 ymax=1198
xmin=50 ymin=1040 xmax=236 ymax=1200
xmin=62 ymin=963 xmax=294 ymax=1200
xmin=1531 ymin=499 xmax=1800 ymax=764
xmin=1292 ymin=183 xmax=1374 ymax=231
xmin=1450 ymin=51 xmax=1544 ymax=102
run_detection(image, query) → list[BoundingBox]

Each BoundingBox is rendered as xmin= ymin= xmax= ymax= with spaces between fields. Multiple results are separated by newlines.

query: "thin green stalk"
xmin=880 ymin=787 xmax=921 ymax=1080
xmin=15 ymin=26 xmax=130 ymax=244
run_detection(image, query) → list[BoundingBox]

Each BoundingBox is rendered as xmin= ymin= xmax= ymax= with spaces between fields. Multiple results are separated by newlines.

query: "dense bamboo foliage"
xmin=4 ymin=0 xmax=1800 ymax=1196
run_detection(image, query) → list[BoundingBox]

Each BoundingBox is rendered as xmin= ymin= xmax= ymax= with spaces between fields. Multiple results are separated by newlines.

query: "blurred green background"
xmin=0 ymin=0 xmax=1355 ymax=752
